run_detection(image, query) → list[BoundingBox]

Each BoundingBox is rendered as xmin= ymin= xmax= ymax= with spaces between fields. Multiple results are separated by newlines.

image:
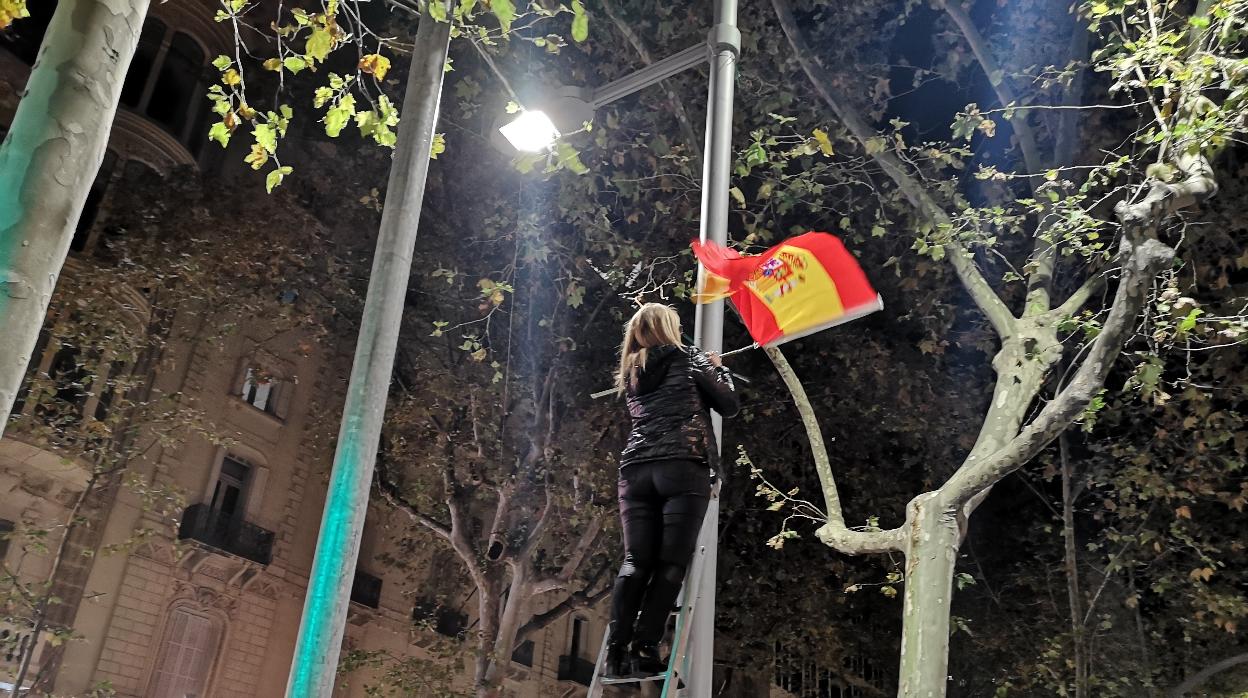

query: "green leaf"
xmin=513 ymin=152 xmax=543 ymax=174
xmin=570 ymin=0 xmax=589 ymax=42
xmin=729 ymin=186 xmax=746 ymax=208
xmin=566 ymin=282 xmax=585 ymax=308
xmin=283 ymin=56 xmax=308 ymax=74
xmin=306 ymin=27 xmax=335 ymax=63
xmin=555 ymin=142 xmax=589 ymax=175
xmin=211 ymin=55 xmax=233 ymax=71
xmin=265 ymin=165 xmax=293 ymax=193
xmin=253 ymin=123 xmax=278 ymax=154
xmin=490 ymin=0 xmax=515 ymax=33
xmin=429 ymin=0 xmax=448 ymax=22
xmin=208 ymin=122 xmax=231 ymax=148
xmin=1178 ymin=308 xmax=1204 ymax=334
xmin=324 ymin=94 xmax=356 ymax=137
xmin=870 ymin=225 xmax=886 ymax=238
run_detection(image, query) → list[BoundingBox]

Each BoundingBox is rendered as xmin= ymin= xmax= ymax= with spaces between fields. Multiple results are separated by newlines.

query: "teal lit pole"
xmin=0 ymin=0 xmax=150 ymax=436
xmin=284 ymin=7 xmax=452 ymax=696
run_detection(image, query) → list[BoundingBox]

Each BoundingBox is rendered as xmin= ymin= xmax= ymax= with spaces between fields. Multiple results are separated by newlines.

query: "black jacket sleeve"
xmin=689 ymin=349 xmax=740 ymax=418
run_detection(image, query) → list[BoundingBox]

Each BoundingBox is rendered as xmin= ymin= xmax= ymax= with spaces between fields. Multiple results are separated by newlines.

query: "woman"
xmin=605 ymin=303 xmax=739 ymax=679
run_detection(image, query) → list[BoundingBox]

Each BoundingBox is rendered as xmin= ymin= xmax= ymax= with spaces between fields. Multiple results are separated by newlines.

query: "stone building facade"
xmin=0 ymin=4 xmax=613 ymax=696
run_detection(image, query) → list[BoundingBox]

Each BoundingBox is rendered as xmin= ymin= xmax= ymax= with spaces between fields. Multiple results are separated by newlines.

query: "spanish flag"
xmin=692 ymin=232 xmax=882 ymax=347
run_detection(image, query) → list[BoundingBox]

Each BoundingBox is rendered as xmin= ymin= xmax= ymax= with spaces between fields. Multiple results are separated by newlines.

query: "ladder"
xmin=585 ymin=499 xmax=716 ymax=698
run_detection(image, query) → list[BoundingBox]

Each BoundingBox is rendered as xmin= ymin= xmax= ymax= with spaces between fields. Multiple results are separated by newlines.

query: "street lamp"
xmin=499 ymin=110 xmax=561 ymax=151
xmin=495 ymin=44 xmax=711 ymax=152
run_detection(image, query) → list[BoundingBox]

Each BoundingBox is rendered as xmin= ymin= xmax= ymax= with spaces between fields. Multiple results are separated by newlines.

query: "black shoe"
xmin=603 ymin=643 xmax=629 ymax=680
xmin=631 ymin=644 xmax=668 ymax=676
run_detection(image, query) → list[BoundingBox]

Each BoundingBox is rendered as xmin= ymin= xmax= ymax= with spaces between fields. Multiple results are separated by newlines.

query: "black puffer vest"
xmin=619 ymin=344 xmax=740 ymax=471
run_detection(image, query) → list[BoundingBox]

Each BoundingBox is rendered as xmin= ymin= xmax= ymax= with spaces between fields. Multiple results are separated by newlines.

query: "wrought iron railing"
xmin=177 ymin=504 xmax=274 ymax=565
xmin=557 ymin=655 xmax=596 ymax=686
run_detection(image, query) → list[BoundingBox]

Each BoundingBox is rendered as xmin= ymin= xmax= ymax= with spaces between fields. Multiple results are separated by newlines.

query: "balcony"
xmin=412 ymin=600 xmax=468 ymax=639
xmin=177 ymin=504 xmax=274 ymax=566
xmin=558 ymin=655 xmax=596 ymax=686
xmin=350 ymin=570 xmax=382 ymax=609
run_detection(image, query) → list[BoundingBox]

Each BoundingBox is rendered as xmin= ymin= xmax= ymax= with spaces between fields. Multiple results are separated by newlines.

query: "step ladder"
xmin=585 ymin=497 xmax=716 ymax=698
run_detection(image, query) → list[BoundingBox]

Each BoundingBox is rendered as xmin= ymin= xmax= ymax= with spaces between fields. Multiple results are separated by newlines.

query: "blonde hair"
xmin=617 ymin=303 xmax=683 ymax=394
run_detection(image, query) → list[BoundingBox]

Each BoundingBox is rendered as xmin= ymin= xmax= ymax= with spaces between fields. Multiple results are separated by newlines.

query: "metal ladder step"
xmin=586 ymin=501 xmax=715 ymax=698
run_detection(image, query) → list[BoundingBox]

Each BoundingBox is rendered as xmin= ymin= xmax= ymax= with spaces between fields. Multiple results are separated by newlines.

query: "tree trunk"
xmin=0 ymin=0 xmax=151 ymax=434
xmin=473 ymin=574 xmax=504 ymax=698
xmin=1060 ymin=435 xmax=1090 ymax=698
xmin=898 ymin=495 xmax=961 ymax=698
xmin=283 ymin=7 xmax=452 ymax=695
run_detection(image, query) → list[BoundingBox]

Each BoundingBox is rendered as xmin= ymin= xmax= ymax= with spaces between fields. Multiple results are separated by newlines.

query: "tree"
xmin=741 ymin=0 xmax=1246 ymax=695
xmin=0 ymin=0 xmax=151 ymax=434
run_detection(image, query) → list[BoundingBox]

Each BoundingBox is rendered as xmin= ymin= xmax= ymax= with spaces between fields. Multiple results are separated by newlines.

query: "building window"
xmin=0 ymin=519 xmax=13 ymax=563
xmin=210 ymin=457 xmax=250 ymax=524
xmin=70 ymin=151 xmax=118 ymax=253
xmin=148 ymin=32 xmax=204 ymax=138
xmin=147 ymin=607 xmax=220 ymax=698
xmin=120 ymin=18 xmax=167 ymax=109
xmin=115 ymin=18 xmax=211 ymax=150
xmin=570 ymin=617 xmax=587 ymax=659
xmin=511 ymin=640 xmax=534 ymax=668
xmin=239 ymin=368 xmax=280 ymax=416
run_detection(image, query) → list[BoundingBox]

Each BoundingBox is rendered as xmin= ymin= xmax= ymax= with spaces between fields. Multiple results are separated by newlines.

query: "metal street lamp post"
xmin=497 ymin=5 xmax=740 ymax=695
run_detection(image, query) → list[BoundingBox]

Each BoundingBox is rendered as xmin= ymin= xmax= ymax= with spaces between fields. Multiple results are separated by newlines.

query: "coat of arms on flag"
xmin=691 ymin=232 xmax=883 ymax=347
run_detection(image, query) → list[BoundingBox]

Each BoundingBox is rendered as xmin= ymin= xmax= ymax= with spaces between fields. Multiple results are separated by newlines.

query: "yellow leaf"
xmin=223 ymin=69 xmax=242 ymax=86
xmin=812 ymin=128 xmax=834 ymax=156
xmin=1175 ymin=505 xmax=1192 ymax=519
xmin=263 ymin=58 xmax=282 ymax=71
xmin=244 ymin=144 xmax=269 ymax=170
xmin=359 ymin=54 xmax=391 ymax=81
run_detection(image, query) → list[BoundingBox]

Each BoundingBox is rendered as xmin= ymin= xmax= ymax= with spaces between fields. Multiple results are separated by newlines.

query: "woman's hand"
xmin=706 ymin=351 xmax=723 ymax=367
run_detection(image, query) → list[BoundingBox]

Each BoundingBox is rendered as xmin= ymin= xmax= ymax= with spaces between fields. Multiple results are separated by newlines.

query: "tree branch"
xmin=1166 ymin=652 xmax=1248 ymax=698
xmin=515 ymin=585 xmax=613 ymax=644
xmin=598 ymin=0 xmax=704 ymax=165
xmin=764 ymin=346 xmax=905 ymax=554
xmin=770 ymin=0 xmax=1016 ymax=338
xmin=942 ymin=237 xmax=1173 ymax=506
xmin=1051 ymin=269 xmax=1109 ymax=321
xmin=934 ymin=0 xmax=1045 ymax=179
xmin=531 ymin=514 xmax=604 ymax=594
xmin=376 ymin=461 xmax=453 ymax=541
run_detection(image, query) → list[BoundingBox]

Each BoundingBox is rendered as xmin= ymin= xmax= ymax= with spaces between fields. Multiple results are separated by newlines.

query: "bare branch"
xmin=599 ymin=0 xmax=704 ymax=165
xmin=941 ymin=236 xmax=1178 ymax=508
xmin=764 ymin=346 xmax=905 ymax=555
xmin=1166 ymin=653 xmax=1248 ymax=698
xmin=515 ymin=585 xmax=612 ymax=644
xmin=934 ymin=0 xmax=1044 ymax=178
xmin=531 ymin=514 xmax=605 ymax=594
xmin=376 ymin=463 xmax=452 ymax=541
xmin=1051 ymin=269 xmax=1109 ymax=320
xmin=770 ymin=0 xmax=1016 ymax=338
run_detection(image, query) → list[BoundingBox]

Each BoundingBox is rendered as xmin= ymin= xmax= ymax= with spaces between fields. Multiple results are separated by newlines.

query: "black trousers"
xmin=609 ymin=459 xmax=711 ymax=648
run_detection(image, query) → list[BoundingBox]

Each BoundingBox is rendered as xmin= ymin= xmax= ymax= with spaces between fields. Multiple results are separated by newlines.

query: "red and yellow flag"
xmin=691 ymin=232 xmax=882 ymax=347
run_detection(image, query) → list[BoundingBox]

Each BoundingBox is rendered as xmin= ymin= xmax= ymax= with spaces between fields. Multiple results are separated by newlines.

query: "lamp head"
xmin=499 ymin=110 xmax=561 ymax=152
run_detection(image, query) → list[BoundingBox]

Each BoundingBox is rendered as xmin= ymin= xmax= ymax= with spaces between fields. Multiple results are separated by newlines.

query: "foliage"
xmin=0 ymin=0 xmax=26 ymax=30
xmin=208 ymin=0 xmax=589 ymax=189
